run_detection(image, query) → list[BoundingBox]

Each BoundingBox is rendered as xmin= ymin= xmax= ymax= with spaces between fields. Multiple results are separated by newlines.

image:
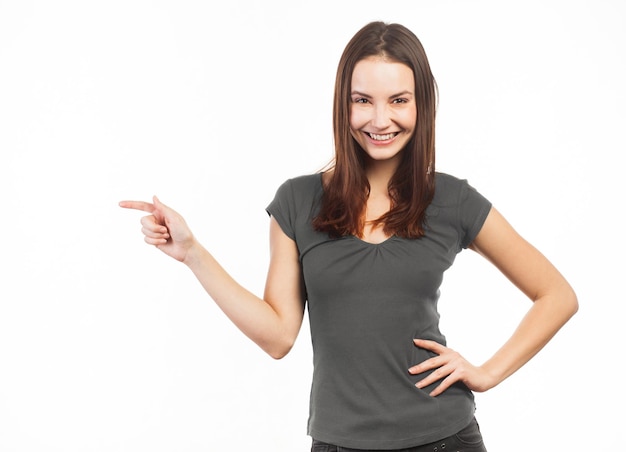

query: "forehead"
xmin=351 ymin=56 xmax=414 ymax=92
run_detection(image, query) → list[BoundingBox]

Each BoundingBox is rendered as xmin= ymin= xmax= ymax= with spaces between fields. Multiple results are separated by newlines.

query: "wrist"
xmin=479 ymin=361 xmax=507 ymax=390
xmin=182 ymin=239 xmax=204 ymax=268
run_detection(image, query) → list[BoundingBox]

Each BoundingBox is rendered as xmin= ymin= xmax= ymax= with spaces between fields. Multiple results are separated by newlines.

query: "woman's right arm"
xmin=119 ymin=196 xmax=306 ymax=359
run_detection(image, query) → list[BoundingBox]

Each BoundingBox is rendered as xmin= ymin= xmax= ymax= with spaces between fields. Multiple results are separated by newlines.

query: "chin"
xmin=363 ymin=149 xmax=404 ymax=163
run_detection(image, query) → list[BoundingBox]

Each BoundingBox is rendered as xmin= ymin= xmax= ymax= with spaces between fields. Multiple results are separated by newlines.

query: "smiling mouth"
xmin=367 ymin=132 xmax=399 ymax=141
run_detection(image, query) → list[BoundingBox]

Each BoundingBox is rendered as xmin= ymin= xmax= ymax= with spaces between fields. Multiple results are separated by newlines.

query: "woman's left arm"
xmin=410 ymin=207 xmax=578 ymax=395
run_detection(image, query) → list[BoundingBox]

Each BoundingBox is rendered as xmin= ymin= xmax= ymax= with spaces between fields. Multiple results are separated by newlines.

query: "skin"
xmin=120 ymin=57 xmax=578 ymax=396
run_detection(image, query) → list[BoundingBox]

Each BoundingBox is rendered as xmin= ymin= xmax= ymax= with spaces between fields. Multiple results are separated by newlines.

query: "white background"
xmin=1 ymin=1 xmax=624 ymax=450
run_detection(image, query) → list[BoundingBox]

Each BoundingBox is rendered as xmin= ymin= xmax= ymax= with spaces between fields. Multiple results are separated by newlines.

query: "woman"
xmin=120 ymin=21 xmax=577 ymax=451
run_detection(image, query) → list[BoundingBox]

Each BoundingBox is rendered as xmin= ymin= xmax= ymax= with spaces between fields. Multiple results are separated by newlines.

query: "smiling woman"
xmin=314 ymin=22 xmax=438 ymax=243
xmin=120 ymin=21 xmax=577 ymax=452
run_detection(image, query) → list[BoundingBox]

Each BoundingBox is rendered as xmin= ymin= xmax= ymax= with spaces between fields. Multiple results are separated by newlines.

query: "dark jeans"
xmin=311 ymin=417 xmax=487 ymax=452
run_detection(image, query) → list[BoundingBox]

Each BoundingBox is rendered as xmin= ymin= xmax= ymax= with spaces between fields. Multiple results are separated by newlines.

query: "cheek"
xmin=349 ymin=107 xmax=367 ymax=130
xmin=405 ymin=108 xmax=418 ymax=130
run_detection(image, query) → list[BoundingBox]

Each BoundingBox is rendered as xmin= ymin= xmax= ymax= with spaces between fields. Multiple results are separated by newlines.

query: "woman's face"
xmin=349 ymin=56 xmax=417 ymax=166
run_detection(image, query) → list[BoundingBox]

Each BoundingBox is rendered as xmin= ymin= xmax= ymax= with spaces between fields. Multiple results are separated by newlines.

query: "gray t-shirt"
xmin=266 ymin=172 xmax=492 ymax=449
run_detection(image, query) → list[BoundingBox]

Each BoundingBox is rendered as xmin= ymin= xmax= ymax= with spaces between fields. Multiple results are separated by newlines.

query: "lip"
xmin=365 ymin=131 xmax=399 ymax=145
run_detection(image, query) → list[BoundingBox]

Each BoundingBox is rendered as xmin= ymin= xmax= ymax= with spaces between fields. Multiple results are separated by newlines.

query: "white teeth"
xmin=368 ymin=132 xmax=396 ymax=141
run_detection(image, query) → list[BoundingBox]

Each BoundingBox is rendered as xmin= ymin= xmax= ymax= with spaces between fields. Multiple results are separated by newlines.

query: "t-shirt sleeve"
xmin=266 ymin=179 xmax=296 ymax=240
xmin=458 ymin=180 xmax=492 ymax=249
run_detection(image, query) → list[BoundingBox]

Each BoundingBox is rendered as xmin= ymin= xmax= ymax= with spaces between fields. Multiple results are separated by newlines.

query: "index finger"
xmin=118 ymin=200 xmax=155 ymax=213
xmin=413 ymin=339 xmax=445 ymax=353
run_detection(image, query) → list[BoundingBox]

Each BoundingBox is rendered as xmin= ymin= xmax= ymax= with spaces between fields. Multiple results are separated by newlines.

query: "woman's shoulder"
xmin=433 ymin=171 xmax=466 ymax=197
xmin=434 ymin=171 xmax=466 ymax=187
xmin=286 ymin=173 xmax=323 ymax=187
xmin=272 ymin=173 xmax=323 ymax=204
xmin=432 ymin=172 xmax=485 ymax=206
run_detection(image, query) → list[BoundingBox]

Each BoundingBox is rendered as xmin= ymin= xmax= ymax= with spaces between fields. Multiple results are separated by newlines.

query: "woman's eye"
xmin=393 ymin=98 xmax=408 ymax=104
xmin=353 ymin=98 xmax=368 ymax=104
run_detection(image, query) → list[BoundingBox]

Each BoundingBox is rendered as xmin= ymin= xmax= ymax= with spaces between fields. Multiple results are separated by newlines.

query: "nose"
xmin=371 ymin=104 xmax=391 ymax=130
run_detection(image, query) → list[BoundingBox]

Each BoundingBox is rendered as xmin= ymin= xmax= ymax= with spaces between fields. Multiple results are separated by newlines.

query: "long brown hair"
xmin=312 ymin=21 xmax=438 ymax=238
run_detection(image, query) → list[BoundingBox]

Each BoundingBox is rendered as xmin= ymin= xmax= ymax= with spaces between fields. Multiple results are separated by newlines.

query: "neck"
xmin=365 ymin=157 xmax=399 ymax=194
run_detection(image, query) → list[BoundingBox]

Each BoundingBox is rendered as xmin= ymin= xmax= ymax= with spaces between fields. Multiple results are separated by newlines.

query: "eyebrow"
xmin=351 ymin=90 xmax=414 ymax=99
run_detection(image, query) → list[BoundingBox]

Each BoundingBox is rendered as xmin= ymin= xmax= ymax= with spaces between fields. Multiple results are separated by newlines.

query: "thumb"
xmin=153 ymin=195 xmax=170 ymax=213
xmin=151 ymin=196 xmax=182 ymax=227
xmin=151 ymin=195 xmax=169 ymax=223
